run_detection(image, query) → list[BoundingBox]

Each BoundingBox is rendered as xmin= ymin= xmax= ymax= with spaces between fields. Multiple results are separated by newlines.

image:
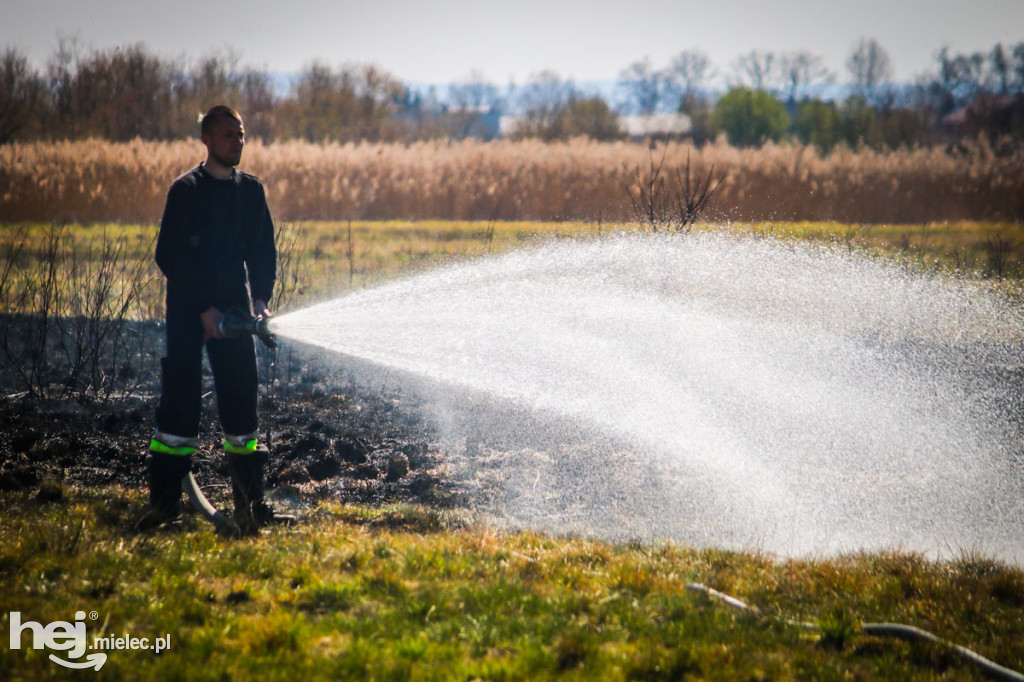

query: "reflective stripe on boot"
xmin=223 ymin=439 xmax=259 ymax=455
xmin=223 ymin=430 xmax=260 ymax=455
xmin=150 ymin=439 xmax=198 ymax=456
xmin=151 ymin=431 xmax=199 ymax=456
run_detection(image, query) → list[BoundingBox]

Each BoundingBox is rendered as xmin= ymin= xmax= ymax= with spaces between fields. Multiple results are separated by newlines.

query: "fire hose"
xmin=686 ymin=583 xmax=1024 ymax=681
xmin=181 ymin=472 xmax=239 ymax=535
xmin=180 ymin=307 xmax=278 ymax=535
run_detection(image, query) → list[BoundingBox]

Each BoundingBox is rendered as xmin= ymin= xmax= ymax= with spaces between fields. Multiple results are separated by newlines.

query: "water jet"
xmin=274 ymin=231 xmax=1024 ymax=562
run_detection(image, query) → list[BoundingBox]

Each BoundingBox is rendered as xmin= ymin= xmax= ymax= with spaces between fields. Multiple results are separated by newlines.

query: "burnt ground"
xmin=0 ymin=314 xmax=625 ymax=532
xmin=0 ymin=329 xmax=468 ymax=517
xmin=7 ymin=313 xmax=1023 ymax=547
xmin=0 ymin=318 xmax=652 ymax=538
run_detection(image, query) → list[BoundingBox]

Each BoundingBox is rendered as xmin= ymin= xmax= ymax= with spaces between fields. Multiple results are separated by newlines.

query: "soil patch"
xmin=0 ymin=378 xmax=467 ymax=513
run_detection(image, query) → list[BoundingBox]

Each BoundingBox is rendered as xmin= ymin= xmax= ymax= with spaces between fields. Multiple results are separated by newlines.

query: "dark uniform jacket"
xmin=155 ymin=164 xmax=276 ymax=315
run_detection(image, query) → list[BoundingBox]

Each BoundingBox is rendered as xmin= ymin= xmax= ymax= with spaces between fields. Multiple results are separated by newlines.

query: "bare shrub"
xmin=624 ymin=146 xmax=721 ymax=232
xmin=983 ymin=230 xmax=1016 ymax=280
xmin=0 ymin=225 xmax=161 ymax=401
xmin=672 ymin=151 xmax=720 ymax=231
xmin=624 ymin=146 xmax=671 ymax=230
xmin=271 ymin=221 xmax=309 ymax=315
xmin=257 ymin=220 xmax=312 ymax=397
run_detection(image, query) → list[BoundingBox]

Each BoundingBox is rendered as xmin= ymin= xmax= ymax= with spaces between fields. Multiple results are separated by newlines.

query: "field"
xmin=3 ymin=138 xmax=1024 ymax=679
xmin=2 ymin=485 xmax=1024 ymax=680
xmin=2 ymin=138 xmax=1023 ymax=224
xmin=3 ymin=219 xmax=1023 ymax=323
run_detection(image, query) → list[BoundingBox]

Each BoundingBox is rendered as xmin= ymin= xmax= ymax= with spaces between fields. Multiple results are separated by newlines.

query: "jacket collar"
xmin=197 ymin=163 xmax=238 ymax=182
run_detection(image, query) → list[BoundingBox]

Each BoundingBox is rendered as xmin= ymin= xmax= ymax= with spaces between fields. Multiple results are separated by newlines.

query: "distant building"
xmin=621 ymin=113 xmax=692 ymax=140
xmin=496 ymin=112 xmax=693 ymax=140
xmin=498 ymin=115 xmax=520 ymax=138
xmin=940 ymin=94 xmax=1024 ymax=141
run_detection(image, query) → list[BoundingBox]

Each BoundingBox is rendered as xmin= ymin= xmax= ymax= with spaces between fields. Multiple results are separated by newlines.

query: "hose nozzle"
xmin=218 ymin=307 xmax=277 ymax=349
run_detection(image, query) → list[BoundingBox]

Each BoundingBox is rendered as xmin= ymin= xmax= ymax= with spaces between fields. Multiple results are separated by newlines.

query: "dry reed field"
xmin=2 ymin=138 xmax=1022 ymax=224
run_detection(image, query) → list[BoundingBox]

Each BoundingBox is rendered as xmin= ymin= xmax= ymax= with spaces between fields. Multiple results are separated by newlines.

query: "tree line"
xmin=1 ymin=37 xmax=1022 ymax=150
xmin=619 ymin=39 xmax=1024 ymax=150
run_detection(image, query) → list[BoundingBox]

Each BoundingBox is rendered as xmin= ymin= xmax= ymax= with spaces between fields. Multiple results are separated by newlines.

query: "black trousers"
xmin=154 ymin=299 xmax=259 ymax=439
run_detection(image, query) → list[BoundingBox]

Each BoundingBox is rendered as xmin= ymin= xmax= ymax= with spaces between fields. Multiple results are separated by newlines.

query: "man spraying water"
xmin=139 ymin=105 xmax=291 ymax=534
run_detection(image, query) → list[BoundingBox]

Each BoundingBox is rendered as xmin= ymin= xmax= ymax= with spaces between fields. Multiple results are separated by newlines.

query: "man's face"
xmin=202 ymin=117 xmax=245 ymax=168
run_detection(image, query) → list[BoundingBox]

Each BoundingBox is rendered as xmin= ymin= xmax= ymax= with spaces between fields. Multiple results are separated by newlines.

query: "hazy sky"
xmin=2 ymin=0 xmax=1022 ymax=85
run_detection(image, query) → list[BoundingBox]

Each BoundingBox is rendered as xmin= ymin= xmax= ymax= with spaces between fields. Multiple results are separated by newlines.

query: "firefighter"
xmin=141 ymin=104 xmax=287 ymax=534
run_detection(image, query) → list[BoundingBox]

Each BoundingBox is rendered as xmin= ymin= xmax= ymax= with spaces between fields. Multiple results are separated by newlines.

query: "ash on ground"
xmin=0 ymin=340 xmax=480 ymax=517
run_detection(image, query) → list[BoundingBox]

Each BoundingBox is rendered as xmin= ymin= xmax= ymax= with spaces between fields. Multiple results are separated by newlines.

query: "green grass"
xmin=274 ymin=219 xmax=1024 ymax=312
xmin=729 ymin=220 xmax=1024 ymax=280
xmin=272 ymin=219 xmax=599 ymax=307
xmin=270 ymin=218 xmax=1024 ymax=292
xmin=4 ymin=219 xmax=1023 ymax=317
xmin=2 ymin=485 xmax=1023 ymax=681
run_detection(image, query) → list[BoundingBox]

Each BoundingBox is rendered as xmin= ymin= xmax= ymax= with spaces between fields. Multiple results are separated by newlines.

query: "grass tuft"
xmin=818 ymin=604 xmax=861 ymax=651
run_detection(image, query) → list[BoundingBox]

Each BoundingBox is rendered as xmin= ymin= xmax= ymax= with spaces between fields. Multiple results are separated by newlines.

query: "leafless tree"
xmin=239 ymin=69 xmax=277 ymax=141
xmin=46 ymin=33 xmax=88 ymax=137
xmin=731 ymin=50 xmax=778 ymax=91
xmin=449 ymin=69 xmax=499 ymax=111
xmin=847 ymin=38 xmax=892 ymax=102
xmin=988 ymin=43 xmax=1011 ymax=95
xmin=1014 ymin=43 xmax=1024 ymax=91
xmin=448 ymin=69 xmax=501 ymax=138
xmin=40 ymin=40 xmax=180 ymax=140
xmin=665 ymin=49 xmax=714 ymax=113
xmin=520 ymin=70 xmax=575 ymax=108
xmin=937 ymin=46 xmax=990 ymax=104
xmin=190 ymin=49 xmax=244 ymax=101
xmin=618 ymin=56 xmax=669 ymax=114
xmin=0 ymin=47 xmax=43 ymax=143
xmin=778 ymin=51 xmax=832 ymax=104
xmin=516 ymin=70 xmax=576 ymax=130
xmin=280 ymin=60 xmax=403 ymax=142
xmin=83 ymin=44 xmax=177 ymax=140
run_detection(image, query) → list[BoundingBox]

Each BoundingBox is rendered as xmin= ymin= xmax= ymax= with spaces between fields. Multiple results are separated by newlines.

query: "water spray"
xmin=272 ymin=231 xmax=1024 ymax=563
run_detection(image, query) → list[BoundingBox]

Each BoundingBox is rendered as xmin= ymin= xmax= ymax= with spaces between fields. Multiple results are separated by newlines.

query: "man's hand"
xmin=200 ymin=307 xmax=224 ymax=342
xmin=253 ymin=299 xmax=272 ymax=319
